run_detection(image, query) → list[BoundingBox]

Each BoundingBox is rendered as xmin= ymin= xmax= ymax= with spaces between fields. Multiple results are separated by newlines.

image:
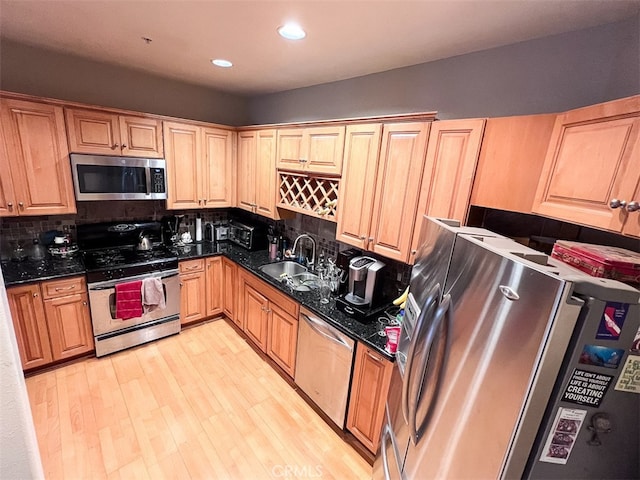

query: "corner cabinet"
xmin=165 ymin=121 xmax=235 ymax=210
xmin=276 ymin=126 xmax=345 ymax=175
xmin=347 ymin=342 xmax=393 ymax=453
xmin=533 ymin=95 xmax=640 ymax=236
xmin=0 ymin=98 xmax=76 ymax=217
xmin=237 ymin=268 xmax=300 ymax=377
xmin=7 ymin=276 xmax=94 ymax=371
xmin=222 ymin=257 xmax=239 ymax=327
xmin=409 ymin=118 xmax=486 ymax=262
xmin=237 ymin=129 xmax=284 ymax=219
xmin=65 ymin=107 xmax=164 ymax=158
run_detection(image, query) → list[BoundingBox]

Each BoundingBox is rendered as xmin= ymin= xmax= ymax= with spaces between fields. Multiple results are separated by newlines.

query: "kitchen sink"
xmin=259 ymin=261 xmax=320 ymax=291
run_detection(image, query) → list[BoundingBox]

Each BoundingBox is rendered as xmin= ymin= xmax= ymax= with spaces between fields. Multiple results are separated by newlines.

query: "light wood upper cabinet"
xmin=205 ymin=256 xmax=223 ymax=318
xmin=236 ymin=129 xmax=282 ymax=219
xmin=277 ymin=126 xmax=345 ymax=175
xmin=0 ymin=98 xmax=76 ymax=216
xmin=336 ymin=124 xmax=383 ymax=249
xmin=203 ymin=128 xmax=235 ymax=208
xmin=165 ymin=121 xmax=201 ymax=209
xmin=533 ymin=96 xmax=640 ymax=235
xmin=409 ymin=119 xmax=486 ymax=261
xmin=369 ymin=122 xmax=430 ymax=262
xmin=65 ymin=108 xmax=163 ymax=158
xmin=7 ymin=284 xmax=53 ymax=370
xmin=347 ymin=342 xmax=393 ymax=454
xmin=470 ymin=114 xmax=556 ymax=213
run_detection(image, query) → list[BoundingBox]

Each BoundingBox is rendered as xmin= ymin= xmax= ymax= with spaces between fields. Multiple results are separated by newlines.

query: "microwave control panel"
xmin=151 ymin=168 xmax=166 ymax=193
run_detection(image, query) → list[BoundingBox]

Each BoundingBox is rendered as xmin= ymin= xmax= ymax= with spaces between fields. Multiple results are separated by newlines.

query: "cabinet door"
xmin=222 ymin=258 xmax=238 ymax=327
xmin=64 ymin=108 xmax=121 ymax=155
xmin=0 ymin=125 xmax=18 ymax=216
xmin=242 ymin=283 xmax=269 ymax=352
xmin=203 ymin=128 xmax=234 ymax=207
xmin=119 ymin=116 xmax=164 ymax=158
xmin=346 ymin=343 xmax=393 ymax=453
xmin=255 ymin=129 xmax=279 ymax=219
xmin=1 ymin=99 xmax=76 ymax=215
xmin=267 ymin=303 xmax=298 ymax=378
xmin=410 ymin=119 xmax=485 ymax=263
xmin=7 ymin=284 xmax=53 ymax=370
xmin=205 ymin=256 xmax=223 ymax=317
xmin=336 ymin=124 xmax=382 ymax=248
xmin=164 ymin=121 xmax=202 ymax=209
xmin=533 ymin=96 xmax=640 ymax=232
xmin=44 ymin=293 xmax=94 ymax=360
xmin=237 ymin=131 xmax=256 ymax=212
xmin=369 ymin=122 xmax=429 ymax=262
xmin=180 ymin=271 xmax=206 ymax=325
xmin=305 ymin=126 xmax=345 ymax=175
xmin=276 ymin=128 xmax=305 ymax=171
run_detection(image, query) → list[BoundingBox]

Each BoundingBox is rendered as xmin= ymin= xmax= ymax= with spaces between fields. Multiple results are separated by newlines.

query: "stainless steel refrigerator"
xmin=374 ymin=216 xmax=640 ymax=479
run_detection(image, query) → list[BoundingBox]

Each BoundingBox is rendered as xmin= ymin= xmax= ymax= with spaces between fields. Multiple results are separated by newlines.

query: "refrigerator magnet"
xmin=595 ymin=302 xmax=629 ymax=340
xmin=578 ymin=345 xmax=625 ymax=369
xmin=539 ymin=407 xmax=587 ymax=465
xmin=561 ymin=368 xmax=612 ymax=407
xmin=614 ymin=355 xmax=640 ymax=394
xmin=630 ymin=326 xmax=640 ymax=353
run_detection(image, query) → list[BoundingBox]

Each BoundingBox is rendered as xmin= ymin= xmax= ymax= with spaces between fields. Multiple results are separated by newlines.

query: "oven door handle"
xmin=89 ymin=271 xmax=179 ymax=290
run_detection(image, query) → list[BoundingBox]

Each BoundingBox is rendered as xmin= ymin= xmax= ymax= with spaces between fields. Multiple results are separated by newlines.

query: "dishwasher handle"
xmin=300 ymin=311 xmax=353 ymax=351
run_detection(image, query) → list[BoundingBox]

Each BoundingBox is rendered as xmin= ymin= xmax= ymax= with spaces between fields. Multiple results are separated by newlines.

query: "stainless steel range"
xmin=78 ymin=221 xmax=180 ymax=357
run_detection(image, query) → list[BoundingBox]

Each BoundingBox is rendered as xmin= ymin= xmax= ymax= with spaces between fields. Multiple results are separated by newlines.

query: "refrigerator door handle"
xmin=408 ymin=293 xmax=451 ymax=445
xmin=402 ymin=284 xmax=442 ymax=425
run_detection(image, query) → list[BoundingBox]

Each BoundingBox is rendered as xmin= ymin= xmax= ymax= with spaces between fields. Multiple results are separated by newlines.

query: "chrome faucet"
xmin=291 ymin=234 xmax=317 ymax=270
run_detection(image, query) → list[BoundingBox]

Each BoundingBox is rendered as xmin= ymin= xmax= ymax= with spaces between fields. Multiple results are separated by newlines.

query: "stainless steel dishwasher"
xmin=295 ymin=306 xmax=355 ymax=428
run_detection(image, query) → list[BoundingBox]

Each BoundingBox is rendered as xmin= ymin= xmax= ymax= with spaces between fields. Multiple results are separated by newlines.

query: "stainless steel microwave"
xmin=70 ymin=154 xmax=167 ymax=201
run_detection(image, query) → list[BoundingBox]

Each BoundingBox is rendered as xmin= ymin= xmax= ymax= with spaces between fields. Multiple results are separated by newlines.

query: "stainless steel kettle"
xmin=137 ymin=231 xmax=153 ymax=251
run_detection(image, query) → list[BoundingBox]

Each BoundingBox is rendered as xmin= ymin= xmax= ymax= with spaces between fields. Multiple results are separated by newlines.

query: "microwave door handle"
xmin=145 ymin=166 xmax=152 ymax=196
xmin=402 ymin=283 xmax=441 ymax=425
xmin=409 ymin=294 xmax=451 ymax=445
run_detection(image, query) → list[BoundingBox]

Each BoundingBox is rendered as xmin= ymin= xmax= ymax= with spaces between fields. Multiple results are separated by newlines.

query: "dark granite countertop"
xmin=2 ymin=240 xmax=396 ymax=360
xmin=1 ymin=255 xmax=86 ymax=286
xmin=172 ymin=241 xmax=396 ymax=360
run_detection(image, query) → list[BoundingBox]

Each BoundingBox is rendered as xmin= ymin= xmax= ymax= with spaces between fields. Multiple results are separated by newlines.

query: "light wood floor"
xmin=26 ymin=319 xmax=372 ymax=479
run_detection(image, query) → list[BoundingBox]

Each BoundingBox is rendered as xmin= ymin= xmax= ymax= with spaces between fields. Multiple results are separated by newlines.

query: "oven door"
xmin=88 ymin=269 xmax=180 ymax=335
xmin=71 ymin=154 xmax=167 ymax=200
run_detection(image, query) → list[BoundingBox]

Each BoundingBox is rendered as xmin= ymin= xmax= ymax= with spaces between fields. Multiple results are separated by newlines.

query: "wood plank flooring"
xmin=26 ymin=319 xmax=372 ymax=479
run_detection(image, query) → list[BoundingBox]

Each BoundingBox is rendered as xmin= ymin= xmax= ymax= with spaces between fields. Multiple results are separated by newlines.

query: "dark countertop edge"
xmin=2 ymin=241 xmax=396 ymax=361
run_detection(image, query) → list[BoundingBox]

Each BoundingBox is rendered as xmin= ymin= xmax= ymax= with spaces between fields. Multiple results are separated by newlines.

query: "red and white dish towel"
xmin=115 ymin=280 xmax=143 ymax=320
xmin=141 ymin=277 xmax=166 ymax=313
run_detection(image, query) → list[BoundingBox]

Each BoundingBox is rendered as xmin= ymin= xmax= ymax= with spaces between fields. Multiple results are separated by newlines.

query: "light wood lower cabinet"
xmin=205 ymin=257 xmax=223 ymax=317
xmin=222 ymin=257 xmax=239 ymax=327
xmin=7 ymin=276 xmax=93 ymax=371
xmin=347 ymin=342 xmax=393 ymax=453
xmin=179 ymin=259 xmax=207 ymax=325
xmin=238 ymin=268 xmax=300 ymax=376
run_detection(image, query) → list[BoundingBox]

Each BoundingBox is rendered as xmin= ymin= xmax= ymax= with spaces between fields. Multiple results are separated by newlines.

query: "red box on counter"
xmin=551 ymin=240 xmax=640 ymax=287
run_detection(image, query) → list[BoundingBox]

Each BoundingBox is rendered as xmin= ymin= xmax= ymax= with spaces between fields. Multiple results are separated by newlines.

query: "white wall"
xmin=0 ymin=271 xmax=44 ymax=479
xmin=248 ymin=15 xmax=640 ymax=124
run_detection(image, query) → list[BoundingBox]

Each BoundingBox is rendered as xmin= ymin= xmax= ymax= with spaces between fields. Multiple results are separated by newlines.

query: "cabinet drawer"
xmin=179 ymin=258 xmax=205 ymax=273
xmin=41 ymin=276 xmax=86 ymax=300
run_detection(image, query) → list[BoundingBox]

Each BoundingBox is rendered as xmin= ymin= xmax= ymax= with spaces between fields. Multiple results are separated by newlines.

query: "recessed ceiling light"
xmin=211 ymin=59 xmax=233 ymax=68
xmin=278 ymin=23 xmax=306 ymax=40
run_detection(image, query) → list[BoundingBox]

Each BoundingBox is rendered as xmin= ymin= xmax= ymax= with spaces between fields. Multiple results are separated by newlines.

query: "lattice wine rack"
xmin=278 ymin=171 xmax=339 ymax=221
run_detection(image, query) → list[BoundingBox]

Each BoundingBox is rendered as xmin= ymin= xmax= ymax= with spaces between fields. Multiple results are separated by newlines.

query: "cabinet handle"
xmin=179 ymin=282 xmax=183 ymax=287
xmin=18 ymin=201 xmax=24 ymax=209
xmin=265 ymin=309 xmax=271 ymax=314
xmin=610 ymin=199 xmax=627 ymax=209
xmin=367 ymin=350 xmax=383 ymax=363
xmin=411 ymin=249 xmax=417 ymax=255
xmin=55 ymin=286 xmax=76 ymax=291
xmin=33 ymin=292 xmax=39 ymax=297
xmin=112 ymin=143 xmax=119 ymax=149
xmin=121 ymin=143 xmax=127 ymax=149
xmin=82 ymin=301 xmax=88 ymax=306
xmin=7 ymin=202 xmax=13 ymax=209
xmin=626 ymin=201 xmax=639 ymax=213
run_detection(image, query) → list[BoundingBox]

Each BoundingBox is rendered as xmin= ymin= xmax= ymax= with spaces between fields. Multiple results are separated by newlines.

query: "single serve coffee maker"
xmin=336 ymin=256 xmax=386 ymax=321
